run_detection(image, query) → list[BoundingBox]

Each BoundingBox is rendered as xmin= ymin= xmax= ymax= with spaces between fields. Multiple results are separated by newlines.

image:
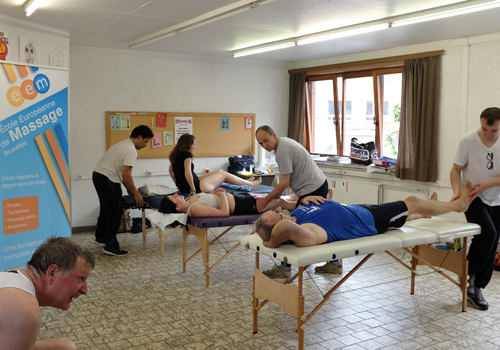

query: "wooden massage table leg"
xmin=183 ymin=226 xmax=210 ymax=286
xmin=408 ymin=240 xmax=469 ymax=311
xmin=252 ymin=252 xmax=259 ymax=335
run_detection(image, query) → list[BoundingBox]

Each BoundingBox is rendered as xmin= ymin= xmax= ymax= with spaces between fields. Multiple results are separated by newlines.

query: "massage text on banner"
xmin=0 ymin=63 xmax=70 ymax=271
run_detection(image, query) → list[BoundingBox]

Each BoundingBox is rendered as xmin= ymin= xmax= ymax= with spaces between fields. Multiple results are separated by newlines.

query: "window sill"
xmin=315 ymin=160 xmax=395 ymax=180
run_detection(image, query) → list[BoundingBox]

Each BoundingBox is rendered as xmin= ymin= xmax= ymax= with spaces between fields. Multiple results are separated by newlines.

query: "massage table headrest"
xmin=404 ymin=217 xmax=480 ymax=240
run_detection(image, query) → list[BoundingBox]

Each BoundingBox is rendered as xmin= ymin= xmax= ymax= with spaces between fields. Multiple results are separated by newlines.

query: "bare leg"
xmin=199 ymin=170 xmax=261 ymax=192
xmin=404 ymin=182 xmax=472 ymax=218
xmin=407 ymin=191 xmax=438 ymax=221
xmin=33 ymin=338 xmax=76 ymax=350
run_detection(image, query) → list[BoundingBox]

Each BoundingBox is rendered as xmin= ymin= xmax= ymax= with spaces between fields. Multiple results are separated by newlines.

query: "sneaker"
xmin=468 ymin=287 xmax=489 ymax=310
xmin=103 ymin=240 xmax=129 ymax=256
xmin=262 ymin=265 xmax=291 ymax=279
xmin=314 ymin=262 xmax=343 ymax=274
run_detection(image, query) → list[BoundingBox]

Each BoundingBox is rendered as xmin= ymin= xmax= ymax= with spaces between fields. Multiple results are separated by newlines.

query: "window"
xmin=307 ymin=67 xmax=402 ymax=157
xmin=366 ymin=101 xmax=373 ymax=115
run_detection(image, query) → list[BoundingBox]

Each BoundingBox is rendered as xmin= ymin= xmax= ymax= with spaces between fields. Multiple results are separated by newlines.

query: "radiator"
xmin=380 ymin=185 xmax=428 ymax=203
xmin=328 ymin=178 xmax=380 ymax=204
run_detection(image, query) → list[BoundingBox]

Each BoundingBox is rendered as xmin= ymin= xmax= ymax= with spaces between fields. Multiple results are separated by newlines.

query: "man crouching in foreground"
xmin=0 ymin=236 xmax=95 ymax=350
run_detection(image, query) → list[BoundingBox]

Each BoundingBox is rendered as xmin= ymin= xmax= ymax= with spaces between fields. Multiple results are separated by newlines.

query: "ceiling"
xmin=1 ymin=0 xmax=500 ymax=62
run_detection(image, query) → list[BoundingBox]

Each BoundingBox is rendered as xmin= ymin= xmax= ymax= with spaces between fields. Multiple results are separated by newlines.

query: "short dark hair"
xmin=159 ymin=196 xmax=179 ymax=214
xmin=130 ymin=125 xmax=154 ymax=139
xmin=255 ymin=125 xmax=274 ymax=137
xmin=480 ymin=107 xmax=500 ymax=126
xmin=254 ymin=217 xmax=274 ymax=242
xmin=28 ymin=236 xmax=95 ymax=276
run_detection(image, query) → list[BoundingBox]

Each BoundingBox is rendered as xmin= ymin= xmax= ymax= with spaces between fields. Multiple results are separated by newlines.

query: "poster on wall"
xmin=0 ymin=32 xmax=9 ymax=61
xmin=49 ymin=43 xmax=68 ymax=68
xmin=174 ymin=116 xmax=193 ymax=143
xmin=20 ymin=37 xmax=39 ymax=65
xmin=0 ymin=63 xmax=69 ymax=271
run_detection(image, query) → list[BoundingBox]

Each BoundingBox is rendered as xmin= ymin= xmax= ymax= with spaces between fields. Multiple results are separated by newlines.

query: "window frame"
xmin=305 ymin=66 xmax=403 ymax=156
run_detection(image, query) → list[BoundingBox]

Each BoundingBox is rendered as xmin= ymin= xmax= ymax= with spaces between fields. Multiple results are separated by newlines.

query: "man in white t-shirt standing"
xmin=93 ymin=125 xmax=153 ymax=256
xmin=255 ymin=125 xmax=337 ymax=277
xmin=0 ymin=237 xmax=95 ymax=350
xmin=450 ymin=107 xmax=500 ymax=310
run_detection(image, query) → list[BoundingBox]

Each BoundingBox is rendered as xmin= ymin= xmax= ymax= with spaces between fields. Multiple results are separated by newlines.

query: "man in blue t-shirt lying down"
xmin=255 ymin=181 xmax=473 ymax=248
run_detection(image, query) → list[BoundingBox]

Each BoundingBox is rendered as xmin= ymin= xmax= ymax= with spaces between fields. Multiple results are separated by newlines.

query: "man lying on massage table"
xmin=158 ymin=188 xmax=315 ymax=217
xmin=255 ymin=181 xmax=473 ymax=250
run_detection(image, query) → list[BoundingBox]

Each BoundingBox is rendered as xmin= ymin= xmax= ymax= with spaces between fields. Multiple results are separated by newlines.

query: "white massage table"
xmin=241 ymin=217 xmax=480 ymax=350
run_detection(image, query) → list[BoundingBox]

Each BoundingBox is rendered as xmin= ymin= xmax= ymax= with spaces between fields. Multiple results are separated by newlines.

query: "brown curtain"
xmin=396 ymin=55 xmax=440 ymax=182
xmin=288 ymin=72 xmax=306 ymax=144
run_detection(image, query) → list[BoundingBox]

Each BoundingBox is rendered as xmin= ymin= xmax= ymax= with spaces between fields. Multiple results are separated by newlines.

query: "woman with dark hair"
xmin=168 ymin=134 xmax=261 ymax=195
xmin=159 ymin=189 xmax=308 ymax=217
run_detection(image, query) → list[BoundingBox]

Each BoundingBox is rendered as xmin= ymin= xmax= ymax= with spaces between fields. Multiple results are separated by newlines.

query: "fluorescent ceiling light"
xmin=297 ymin=24 xmax=388 ymax=46
xmin=129 ymin=0 xmax=279 ymax=50
xmin=25 ymin=0 xmax=42 ymax=17
xmin=392 ymin=0 xmax=500 ymax=26
xmin=233 ymin=42 xmax=296 ymax=57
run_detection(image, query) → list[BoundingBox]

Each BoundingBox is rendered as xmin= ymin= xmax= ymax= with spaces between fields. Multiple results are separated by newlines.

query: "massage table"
xmin=122 ymin=194 xmax=169 ymax=251
xmin=241 ymin=217 xmax=480 ymax=350
xmin=124 ymin=184 xmax=275 ymax=286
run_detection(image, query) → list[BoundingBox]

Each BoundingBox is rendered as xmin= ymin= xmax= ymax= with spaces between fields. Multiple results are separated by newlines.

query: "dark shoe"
xmin=104 ymin=240 xmax=129 ymax=256
xmin=467 ymin=273 xmax=475 ymax=298
xmin=468 ymin=287 xmax=489 ymax=310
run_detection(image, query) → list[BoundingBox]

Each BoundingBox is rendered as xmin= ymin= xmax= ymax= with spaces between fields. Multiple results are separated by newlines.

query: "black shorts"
xmin=359 ymin=201 xmax=408 ymax=234
xmin=233 ymin=193 xmax=258 ymax=215
xmin=295 ymin=179 xmax=329 ymax=208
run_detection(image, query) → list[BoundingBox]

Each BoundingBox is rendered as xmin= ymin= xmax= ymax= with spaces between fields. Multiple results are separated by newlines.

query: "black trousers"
xmin=93 ymin=171 xmax=123 ymax=245
xmin=465 ymin=197 xmax=500 ymax=288
xmin=295 ymin=179 xmax=329 ymax=208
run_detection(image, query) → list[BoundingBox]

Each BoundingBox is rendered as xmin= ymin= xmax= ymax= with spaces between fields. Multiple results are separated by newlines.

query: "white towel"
xmin=148 ymin=211 xmax=188 ymax=231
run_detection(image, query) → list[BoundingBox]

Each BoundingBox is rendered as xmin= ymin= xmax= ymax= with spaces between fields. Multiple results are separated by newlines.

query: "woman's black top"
xmin=173 ymin=151 xmax=200 ymax=193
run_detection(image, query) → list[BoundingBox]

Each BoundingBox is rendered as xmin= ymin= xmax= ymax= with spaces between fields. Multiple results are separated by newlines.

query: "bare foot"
xmin=429 ymin=192 xmax=438 ymax=201
xmin=252 ymin=177 xmax=262 ymax=189
xmin=455 ymin=181 xmax=473 ymax=213
xmin=327 ymin=188 xmax=333 ymax=201
xmin=248 ymin=176 xmax=255 ymax=181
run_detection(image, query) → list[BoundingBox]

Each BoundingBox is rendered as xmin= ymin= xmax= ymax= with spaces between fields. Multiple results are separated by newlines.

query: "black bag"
xmin=227 ymin=155 xmax=255 ymax=174
xmin=350 ymin=138 xmax=377 ymax=165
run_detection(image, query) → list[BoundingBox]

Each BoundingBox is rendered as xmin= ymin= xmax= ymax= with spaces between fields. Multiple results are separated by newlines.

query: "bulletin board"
xmin=105 ymin=111 xmax=255 ymax=159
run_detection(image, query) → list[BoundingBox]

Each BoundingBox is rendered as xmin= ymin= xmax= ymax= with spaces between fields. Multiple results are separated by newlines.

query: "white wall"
xmin=70 ymin=47 xmax=290 ymax=227
xmin=0 ymin=13 xmax=69 ymax=66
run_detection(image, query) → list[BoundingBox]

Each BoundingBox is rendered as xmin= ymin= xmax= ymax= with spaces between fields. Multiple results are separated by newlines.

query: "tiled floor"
xmin=40 ymin=225 xmax=500 ymax=349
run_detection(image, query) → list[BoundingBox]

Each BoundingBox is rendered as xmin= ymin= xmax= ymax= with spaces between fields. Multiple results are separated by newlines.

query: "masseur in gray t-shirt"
xmin=255 ymin=125 xmax=331 ymax=278
xmin=255 ymin=125 xmax=327 ymax=212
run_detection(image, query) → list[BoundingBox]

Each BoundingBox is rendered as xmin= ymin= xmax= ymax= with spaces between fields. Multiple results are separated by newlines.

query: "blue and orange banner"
xmin=0 ymin=63 xmax=69 ymax=270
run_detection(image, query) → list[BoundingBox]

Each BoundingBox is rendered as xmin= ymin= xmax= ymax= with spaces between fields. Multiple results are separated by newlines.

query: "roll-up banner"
xmin=0 ymin=62 xmax=69 ymax=271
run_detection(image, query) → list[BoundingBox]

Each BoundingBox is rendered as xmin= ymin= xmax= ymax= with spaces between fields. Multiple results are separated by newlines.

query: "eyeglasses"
xmin=487 ymin=152 xmax=494 ymax=170
xmin=276 ymin=210 xmax=283 ymax=220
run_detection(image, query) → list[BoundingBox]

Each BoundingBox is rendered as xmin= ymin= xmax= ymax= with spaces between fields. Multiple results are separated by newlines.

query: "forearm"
xmin=264 ymin=181 xmax=289 ymax=202
xmin=218 ymin=193 xmax=230 ymax=216
xmin=184 ymin=171 xmax=196 ymax=192
xmin=449 ymin=167 xmax=462 ymax=195
xmin=122 ymin=173 xmax=139 ymax=196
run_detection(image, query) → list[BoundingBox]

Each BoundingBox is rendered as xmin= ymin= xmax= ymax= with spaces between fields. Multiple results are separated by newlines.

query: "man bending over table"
xmin=255 ymin=182 xmax=473 ymax=248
